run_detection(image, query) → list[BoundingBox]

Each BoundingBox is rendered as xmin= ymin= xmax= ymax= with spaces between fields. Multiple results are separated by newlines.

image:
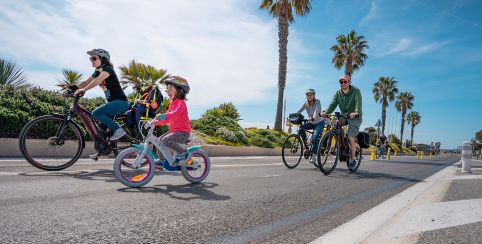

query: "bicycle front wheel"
xmin=317 ymin=131 xmax=338 ymax=175
xmin=282 ymin=134 xmax=303 ymax=169
xmin=19 ymin=115 xmax=84 ymax=171
xmin=114 ymin=147 xmax=155 ymax=188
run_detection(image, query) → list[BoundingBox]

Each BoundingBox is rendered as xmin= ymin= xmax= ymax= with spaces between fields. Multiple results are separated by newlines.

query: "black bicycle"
xmin=316 ymin=112 xmax=366 ymax=175
xmin=18 ymin=88 xmax=142 ymax=171
xmin=281 ymin=113 xmax=322 ymax=169
xmin=376 ymin=145 xmax=387 ymax=159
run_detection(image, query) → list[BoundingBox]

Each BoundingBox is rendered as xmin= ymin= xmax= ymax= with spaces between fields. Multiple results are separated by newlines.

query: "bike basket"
xmin=357 ymin=131 xmax=371 ymax=149
xmin=288 ymin=113 xmax=304 ymax=125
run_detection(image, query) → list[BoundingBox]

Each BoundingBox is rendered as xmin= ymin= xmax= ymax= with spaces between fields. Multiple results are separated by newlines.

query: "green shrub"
xmin=218 ymin=102 xmax=240 ymax=121
xmin=248 ymin=136 xmax=274 ymax=148
xmin=215 ymin=127 xmax=238 ymax=142
xmin=0 ymin=85 xmax=106 ymax=139
xmin=235 ymin=130 xmax=248 ymax=144
xmin=192 ymin=113 xmax=241 ymax=136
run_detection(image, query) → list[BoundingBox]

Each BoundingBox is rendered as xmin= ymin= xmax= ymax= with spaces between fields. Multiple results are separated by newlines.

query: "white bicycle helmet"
xmin=165 ymin=76 xmax=190 ymax=94
xmin=306 ymin=88 xmax=316 ymax=95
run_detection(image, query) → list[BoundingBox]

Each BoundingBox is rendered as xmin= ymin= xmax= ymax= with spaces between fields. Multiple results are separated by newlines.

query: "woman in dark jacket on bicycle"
xmin=74 ymin=49 xmax=130 ymax=141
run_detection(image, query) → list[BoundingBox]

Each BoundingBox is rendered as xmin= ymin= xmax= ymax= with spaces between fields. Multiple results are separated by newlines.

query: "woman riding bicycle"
xmin=296 ymin=89 xmax=325 ymax=163
xmin=74 ymin=49 xmax=130 ymax=141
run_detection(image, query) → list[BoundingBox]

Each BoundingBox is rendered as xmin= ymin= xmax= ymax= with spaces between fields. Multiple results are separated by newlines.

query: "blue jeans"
xmin=299 ymin=121 xmax=325 ymax=154
xmin=92 ymin=100 xmax=130 ymax=131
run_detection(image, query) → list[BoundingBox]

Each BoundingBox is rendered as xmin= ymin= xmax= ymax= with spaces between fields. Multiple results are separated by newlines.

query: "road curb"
xmin=310 ymin=160 xmax=458 ymax=244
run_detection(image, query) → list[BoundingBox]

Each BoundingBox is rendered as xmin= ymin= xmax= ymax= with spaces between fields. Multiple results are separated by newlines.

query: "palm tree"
xmin=0 ymin=58 xmax=30 ymax=89
xmin=372 ymin=76 xmax=398 ymax=135
xmin=119 ymin=60 xmax=170 ymax=94
xmin=260 ymin=0 xmax=311 ymax=131
xmin=407 ymin=111 xmax=421 ymax=147
xmin=330 ymin=30 xmax=369 ymax=77
xmin=395 ymin=92 xmax=414 ymax=144
xmin=56 ymin=69 xmax=83 ymax=91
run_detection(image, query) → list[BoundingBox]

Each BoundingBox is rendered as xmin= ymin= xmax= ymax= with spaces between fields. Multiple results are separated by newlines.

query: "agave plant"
xmin=56 ymin=69 xmax=83 ymax=91
xmin=0 ymin=58 xmax=30 ymax=89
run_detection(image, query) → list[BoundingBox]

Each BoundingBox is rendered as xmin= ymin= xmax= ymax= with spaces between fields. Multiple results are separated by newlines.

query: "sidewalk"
xmin=312 ymin=159 xmax=482 ymax=244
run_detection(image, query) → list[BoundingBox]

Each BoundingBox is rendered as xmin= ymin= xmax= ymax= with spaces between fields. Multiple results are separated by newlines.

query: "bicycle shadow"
xmin=19 ymin=169 xmax=119 ymax=182
xmin=321 ymin=168 xmax=423 ymax=183
xmin=18 ymin=168 xmax=182 ymax=182
xmin=117 ymin=182 xmax=231 ymax=201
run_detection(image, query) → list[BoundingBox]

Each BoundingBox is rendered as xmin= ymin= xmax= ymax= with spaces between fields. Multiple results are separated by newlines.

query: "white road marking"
xmin=380 ymin=198 xmax=482 ymax=238
xmin=453 ymin=174 xmax=482 ymax=180
xmin=0 ymin=162 xmax=284 ymax=176
xmin=311 ymin=161 xmax=456 ymax=244
xmin=259 ymin=174 xmax=282 ymax=178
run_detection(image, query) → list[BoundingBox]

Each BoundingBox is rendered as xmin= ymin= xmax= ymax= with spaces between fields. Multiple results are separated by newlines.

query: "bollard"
xmin=370 ymin=147 xmax=376 ymax=160
xmin=429 ymin=151 xmax=433 ymax=160
xmin=387 ymin=148 xmax=391 ymax=160
xmin=461 ymin=141 xmax=472 ymax=173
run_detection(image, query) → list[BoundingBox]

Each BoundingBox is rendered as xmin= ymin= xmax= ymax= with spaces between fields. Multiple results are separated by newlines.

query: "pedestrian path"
xmin=311 ymin=159 xmax=482 ymax=244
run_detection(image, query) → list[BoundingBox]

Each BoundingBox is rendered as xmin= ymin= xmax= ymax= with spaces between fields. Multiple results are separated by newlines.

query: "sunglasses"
xmin=89 ymin=56 xmax=98 ymax=62
xmin=339 ymin=79 xmax=348 ymax=84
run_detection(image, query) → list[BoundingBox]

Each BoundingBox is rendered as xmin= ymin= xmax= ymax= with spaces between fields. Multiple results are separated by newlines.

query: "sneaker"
xmin=174 ymin=151 xmax=190 ymax=165
xmin=349 ymin=159 xmax=357 ymax=168
xmin=309 ymin=154 xmax=317 ymax=164
xmin=155 ymin=160 xmax=164 ymax=170
xmin=110 ymin=128 xmax=126 ymax=141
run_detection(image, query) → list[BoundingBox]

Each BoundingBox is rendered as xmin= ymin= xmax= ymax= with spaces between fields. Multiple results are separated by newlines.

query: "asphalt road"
xmin=0 ymin=156 xmax=458 ymax=243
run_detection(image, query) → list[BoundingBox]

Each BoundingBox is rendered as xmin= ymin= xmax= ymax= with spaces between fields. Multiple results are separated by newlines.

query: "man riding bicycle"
xmin=321 ymin=75 xmax=363 ymax=168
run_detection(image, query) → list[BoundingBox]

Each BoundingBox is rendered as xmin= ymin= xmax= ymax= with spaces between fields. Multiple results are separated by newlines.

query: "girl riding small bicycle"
xmin=154 ymin=76 xmax=192 ymax=166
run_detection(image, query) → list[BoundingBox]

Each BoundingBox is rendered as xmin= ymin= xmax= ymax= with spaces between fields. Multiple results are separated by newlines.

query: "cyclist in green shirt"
xmin=321 ymin=75 xmax=363 ymax=168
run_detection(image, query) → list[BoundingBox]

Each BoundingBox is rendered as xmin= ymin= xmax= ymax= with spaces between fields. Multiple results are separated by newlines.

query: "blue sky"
xmin=1 ymin=0 xmax=481 ymax=149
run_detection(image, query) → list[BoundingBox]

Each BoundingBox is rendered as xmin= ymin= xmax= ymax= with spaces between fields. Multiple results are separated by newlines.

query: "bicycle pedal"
xmin=186 ymin=159 xmax=193 ymax=165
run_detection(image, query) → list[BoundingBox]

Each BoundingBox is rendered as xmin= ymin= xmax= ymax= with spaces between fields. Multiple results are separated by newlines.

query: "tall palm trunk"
xmin=381 ymin=101 xmax=387 ymax=135
xmin=274 ymin=16 xmax=289 ymax=131
xmin=400 ymin=110 xmax=406 ymax=143
xmin=410 ymin=124 xmax=415 ymax=146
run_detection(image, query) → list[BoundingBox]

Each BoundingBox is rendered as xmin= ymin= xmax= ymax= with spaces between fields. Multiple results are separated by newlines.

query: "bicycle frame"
xmin=131 ymin=121 xmax=200 ymax=170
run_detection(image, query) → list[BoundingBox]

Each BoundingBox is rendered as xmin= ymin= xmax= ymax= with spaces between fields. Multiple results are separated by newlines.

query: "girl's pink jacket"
xmin=154 ymin=99 xmax=191 ymax=133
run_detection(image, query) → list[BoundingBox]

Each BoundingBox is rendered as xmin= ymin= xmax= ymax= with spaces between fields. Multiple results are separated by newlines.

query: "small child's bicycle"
xmin=113 ymin=119 xmax=210 ymax=188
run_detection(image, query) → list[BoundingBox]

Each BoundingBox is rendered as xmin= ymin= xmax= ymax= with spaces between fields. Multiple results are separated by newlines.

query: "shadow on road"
xmin=324 ymin=168 xmax=423 ymax=182
xmin=19 ymin=169 xmax=118 ymax=182
xmin=117 ymin=182 xmax=231 ymax=201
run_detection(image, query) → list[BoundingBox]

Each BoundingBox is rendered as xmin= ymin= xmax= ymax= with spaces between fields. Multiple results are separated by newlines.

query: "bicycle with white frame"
xmin=113 ymin=119 xmax=210 ymax=187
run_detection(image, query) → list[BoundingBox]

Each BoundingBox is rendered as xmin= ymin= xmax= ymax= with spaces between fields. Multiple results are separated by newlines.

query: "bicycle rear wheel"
xmin=181 ymin=149 xmax=210 ymax=183
xmin=282 ymin=134 xmax=303 ymax=169
xmin=19 ymin=115 xmax=84 ymax=171
xmin=317 ymin=131 xmax=338 ymax=175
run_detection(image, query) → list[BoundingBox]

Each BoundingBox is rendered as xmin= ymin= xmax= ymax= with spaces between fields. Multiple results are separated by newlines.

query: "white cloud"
xmin=360 ymin=1 xmax=378 ymax=25
xmin=0 ymin=0 xmax=279 ymax=108
xmin=378 ymin=37 xmax=451 ymax=57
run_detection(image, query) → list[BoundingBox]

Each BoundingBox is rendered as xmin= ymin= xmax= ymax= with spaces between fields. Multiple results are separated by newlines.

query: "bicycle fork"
xmin=134 ymin=141 xmax=150 ymax=168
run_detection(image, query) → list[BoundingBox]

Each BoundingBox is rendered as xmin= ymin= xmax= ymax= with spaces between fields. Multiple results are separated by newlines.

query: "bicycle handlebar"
xmin=319 ymin=112 xmax=359 ymax=119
